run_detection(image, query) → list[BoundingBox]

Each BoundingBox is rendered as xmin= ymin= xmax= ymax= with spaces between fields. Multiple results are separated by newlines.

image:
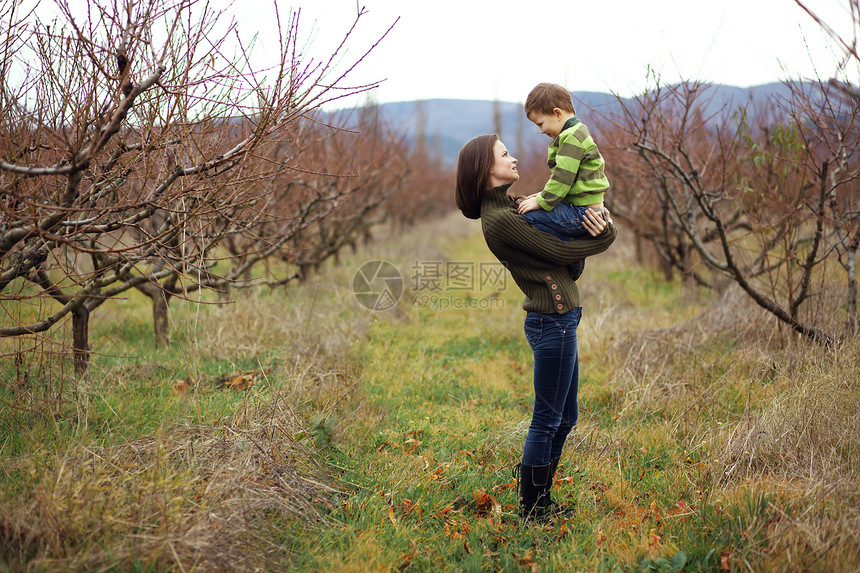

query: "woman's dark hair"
xmin=455 ymin=134 xmax=499 ymax=220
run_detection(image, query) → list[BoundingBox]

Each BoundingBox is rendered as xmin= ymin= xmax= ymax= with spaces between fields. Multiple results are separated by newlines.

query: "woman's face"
xmin=488 ymin=140 xmax=519 ymax=189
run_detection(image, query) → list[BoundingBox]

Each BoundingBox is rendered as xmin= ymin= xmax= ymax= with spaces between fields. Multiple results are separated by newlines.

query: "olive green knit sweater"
xmin=480 ymin=184 xmax=617 ymax=313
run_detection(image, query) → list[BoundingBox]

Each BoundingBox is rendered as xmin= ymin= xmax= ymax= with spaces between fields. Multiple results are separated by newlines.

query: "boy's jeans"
xmin=522 ymin=203 xmax=594 ymax=240
xmin=521 ymin=308 xmax=581 ymax=467
xmin=522 ymin=203 xmax=594 ymax=280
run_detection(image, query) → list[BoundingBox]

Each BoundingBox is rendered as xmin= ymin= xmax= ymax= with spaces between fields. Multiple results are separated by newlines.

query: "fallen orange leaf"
xmin=495 ymin=480 xmax=516 ymax=493
xmin=474 ymin=488 xmax=501 ymax=516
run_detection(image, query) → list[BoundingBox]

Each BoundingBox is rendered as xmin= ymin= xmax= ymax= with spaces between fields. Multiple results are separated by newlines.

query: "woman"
xmin=455 ymin=134 xmax=616 ymax=521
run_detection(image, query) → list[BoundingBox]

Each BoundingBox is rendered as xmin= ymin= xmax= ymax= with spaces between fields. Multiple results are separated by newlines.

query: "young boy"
xmin=517 ymin=83 xmax=609 ymax=279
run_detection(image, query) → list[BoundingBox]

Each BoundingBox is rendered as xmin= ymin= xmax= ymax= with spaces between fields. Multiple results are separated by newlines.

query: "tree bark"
xmin=152 ymin=291 xmax=171 ymax=347
xmin=72 ymin=306 xmax=90 ymax=376
xmin=137 ymin=281 xmax=174 ymax=347
xmin=848 ymin=239 xmax=858 ymax=336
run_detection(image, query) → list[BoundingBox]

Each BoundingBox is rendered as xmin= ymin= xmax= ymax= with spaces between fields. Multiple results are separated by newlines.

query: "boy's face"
xmin=527 ymin=108 xmax=568 ymax=139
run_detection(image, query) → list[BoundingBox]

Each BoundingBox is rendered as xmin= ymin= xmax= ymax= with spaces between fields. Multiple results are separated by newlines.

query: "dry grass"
xmin=4 ymin=213 xmax=858 ymax=571
xmin=0 ymin=369 xmax=353 ymax=571
xmin=4 ymin=400 xmax=323 ymax=570
xmin=0 ymin=213 xmax=480 ymax=572
xmin=720 ymin=343 xmax=860 ymax=486
xmin=578 ymin=230 xmax=860 ymax=570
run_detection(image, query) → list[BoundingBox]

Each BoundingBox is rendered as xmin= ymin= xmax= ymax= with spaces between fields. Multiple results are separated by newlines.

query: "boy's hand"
xmin=517 ymin=196 xmax=541 ymax=214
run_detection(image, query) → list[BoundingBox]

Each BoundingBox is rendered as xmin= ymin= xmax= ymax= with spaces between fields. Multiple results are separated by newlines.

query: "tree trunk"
xmin=72 ymin=306 xmax=90 ymax=375
xmin=634 ymin=234 xmax=644 ymax=266
xmin=848 ymin=242 xmax=858 ymax=336
xmin=152 ymin=290 xmax=171 ymax=347
xmin=299 ymin=263 xmax=312 ymax=283
xmin=136 ymin=281 xmax=174 ymax=347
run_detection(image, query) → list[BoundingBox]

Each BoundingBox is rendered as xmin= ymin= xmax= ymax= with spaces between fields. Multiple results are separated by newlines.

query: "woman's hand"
xmin=583 ymin=207 xmax=612 ymax=237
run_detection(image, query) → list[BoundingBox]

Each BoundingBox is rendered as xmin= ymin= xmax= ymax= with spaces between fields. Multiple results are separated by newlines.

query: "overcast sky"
xmin=235 ymin=0 xmax=854 ymax=106
xmin=25 ymin=0 xmax=855 ymax=107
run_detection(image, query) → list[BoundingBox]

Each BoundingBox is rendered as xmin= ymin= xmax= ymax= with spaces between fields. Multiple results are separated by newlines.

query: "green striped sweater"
xmin=536 ymin=117 xmax=610 ymax=211
xmin=480 ymin=184 xmax=617 ymax=313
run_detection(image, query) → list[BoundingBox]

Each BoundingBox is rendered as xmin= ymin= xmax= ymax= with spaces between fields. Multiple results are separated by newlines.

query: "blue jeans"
xmin=521 ymin=308 xmax=581 ymax=466
xmin=523 ymin=204 xmax=596 ymax=280
xmin=522 ymin=203 xmax=594 ymax=240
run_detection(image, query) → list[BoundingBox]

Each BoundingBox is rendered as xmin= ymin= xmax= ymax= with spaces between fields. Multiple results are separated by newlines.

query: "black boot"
xmin=515 ymin=463 xmax=552 ymax=522
xmin=543 ymin=456 xmax=576 ymax=517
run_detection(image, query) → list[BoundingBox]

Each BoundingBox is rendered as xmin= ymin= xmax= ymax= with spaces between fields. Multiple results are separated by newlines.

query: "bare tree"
xmin=290 ymin=106 xmax=409 ymax=279
xmin=598 ymin=81 xmax=714 ymax=284
xmin=795 ymin=0 xmax=860 ymax=102
xmin=131 ymin=116 xmax=354 ymax=347
xmin=606 ymin=75 xmax=858 ymax=345
xmin=0 ymin=0 xmax=395 ymax=371
xmin=793 ymin=0 xmax=860 ymax=334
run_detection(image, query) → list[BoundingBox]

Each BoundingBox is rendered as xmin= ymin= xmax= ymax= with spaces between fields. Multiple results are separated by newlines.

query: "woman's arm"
xmin=487 ymin=208 xmax=616 ymax=265
xmin=582 ymin=208 xmax=612 ymax=236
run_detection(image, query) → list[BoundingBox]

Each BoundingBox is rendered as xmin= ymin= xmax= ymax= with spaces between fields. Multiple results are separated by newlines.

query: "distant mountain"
xmin=375 ymin=82 xmax=795 ymax=164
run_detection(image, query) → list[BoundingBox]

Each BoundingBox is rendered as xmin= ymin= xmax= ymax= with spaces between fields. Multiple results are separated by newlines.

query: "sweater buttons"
xmin=555 ymin=294 xmax=562 ymax=301
xmin=545 ymin=275 xmax=552 ymax=281
xmin=556 ymin=303 xmax=564 ymax=310
xmin=551 ymin=284 xmax=558 ymax=291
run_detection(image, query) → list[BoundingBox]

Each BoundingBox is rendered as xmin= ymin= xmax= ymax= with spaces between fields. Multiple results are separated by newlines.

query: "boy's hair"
xmin=524 ymin=83 xmax=576 ymax=116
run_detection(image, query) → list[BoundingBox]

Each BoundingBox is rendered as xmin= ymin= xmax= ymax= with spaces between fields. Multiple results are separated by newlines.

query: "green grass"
xmin=0 ymin=294 xmax=277 ymax=460
xmin=2 ymin=214 xmax=858 ymax=571
xmin=280 ymin=219 xmax=858 ymax=572
xmin=273 ymin=231 xmax=714 ymax=571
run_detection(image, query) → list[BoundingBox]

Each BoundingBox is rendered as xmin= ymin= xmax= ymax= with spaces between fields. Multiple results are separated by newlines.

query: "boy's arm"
xmin=536 ymin=131 xmax=583 ymax=210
